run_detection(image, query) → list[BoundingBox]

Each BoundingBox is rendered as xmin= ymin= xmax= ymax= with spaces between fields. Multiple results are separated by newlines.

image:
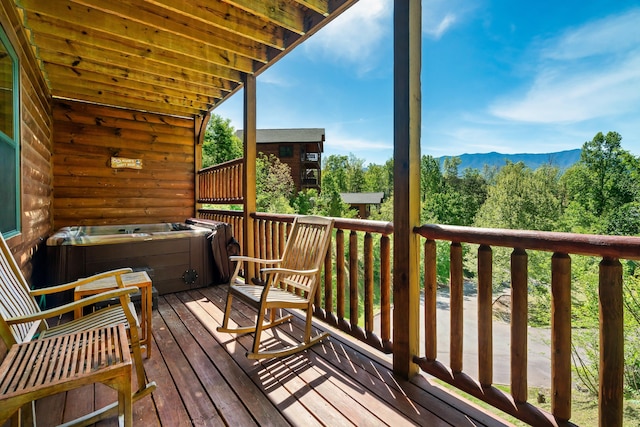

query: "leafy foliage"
xmin=202 ymin=114 xmax=243 ymax=167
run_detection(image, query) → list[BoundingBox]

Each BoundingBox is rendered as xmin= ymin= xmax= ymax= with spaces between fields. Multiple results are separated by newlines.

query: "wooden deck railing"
xmin=197 ymin=158 xmax=243 ymax=204
xmin=196 ymin=209 xmax=630 ymax=425
xmin=197 ymin=209 xmax=394 ymax=353
xmin=414 ymin=224 xmax=636 ymax=427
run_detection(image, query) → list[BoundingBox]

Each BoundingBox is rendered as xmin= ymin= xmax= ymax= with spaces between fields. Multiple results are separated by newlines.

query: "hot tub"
xmin=46 ymin=221 xmax=217 ymax=300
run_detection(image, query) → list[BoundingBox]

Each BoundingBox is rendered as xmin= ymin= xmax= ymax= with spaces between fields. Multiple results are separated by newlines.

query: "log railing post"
xmin=424 ymin=239 xmax=437 ymax=361
xmin=477 ymin=244 xmax=493 ymax=387
xmin=364 ymin=232 xmax=374 ymax=339
xmin=551 ymin=252 xmax=571 ymax=421
xmin=450 ymin=242 xmax=463 ymax=373
xmin=599 ymin=257 xmax=623 ymax=427
xmin=511 ymin=248 xmax=528 ymax=403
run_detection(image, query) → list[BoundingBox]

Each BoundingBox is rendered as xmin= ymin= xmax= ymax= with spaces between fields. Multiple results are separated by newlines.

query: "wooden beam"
xmin=392 ymin=0 xmax=421 ymax=379
xmin=145 ymin=0 xmax=287 ymax=49
xmin=290 ymin=0 xmax=330 ymax=17
xmin=242 ymin=74 xmax=257 ymax=264
xmin=224 ymin=0 xmax=312 ymax=34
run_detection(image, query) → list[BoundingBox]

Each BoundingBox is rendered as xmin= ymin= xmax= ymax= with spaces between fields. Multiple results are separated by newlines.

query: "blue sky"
xmin=213 ymin=0 xmax=640 ymax=166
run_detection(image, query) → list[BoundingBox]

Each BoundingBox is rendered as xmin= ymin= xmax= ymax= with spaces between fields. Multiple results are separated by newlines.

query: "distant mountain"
xmin=438 ymin=149 xmax=581 ymax=173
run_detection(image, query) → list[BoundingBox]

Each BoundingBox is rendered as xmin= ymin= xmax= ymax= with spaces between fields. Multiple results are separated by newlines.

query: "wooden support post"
xmin=599 ymin=257 xmax=623 ymax=427
xmin=243 ymin=74 xmax=256 ymax=266
xmin=194 ymin=112 xmax=210 ymax=217
xmin=393 ymin=0 xmax=421 ymax=378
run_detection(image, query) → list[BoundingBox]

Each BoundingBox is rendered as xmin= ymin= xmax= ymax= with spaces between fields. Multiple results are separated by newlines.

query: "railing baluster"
xmin=511 ymin=248 xmax=528 ymax=403
xmin=450 ymin=242 xmax=463 ymax=373
xmin=364 ymin=232 xmax=374 ymax=343
xmin=477 ymin=244 xmax=493 ymax=387
xmin=381 ymin=235 xmax=392 ymax=352
xmin=319 ymin=246 xmax=332 ymax=321
xmin=424 ymin=239 xmax=437 ymax=361
xmin=349 ymin=230 xmax=361 ymax=338
xmin=551 ymin=252 xmax=571 ymax=421
xmin=599 ymin=257 xmax=623 ymax=427
xmin=336 ymin=228 xmax=347 ymax=330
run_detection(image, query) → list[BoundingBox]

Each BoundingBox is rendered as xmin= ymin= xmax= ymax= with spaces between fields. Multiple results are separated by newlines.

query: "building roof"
xmin=340 ymin=192 xmax=385 ymax=205
xmin=236 ymin=128 xmax=325 ymax=144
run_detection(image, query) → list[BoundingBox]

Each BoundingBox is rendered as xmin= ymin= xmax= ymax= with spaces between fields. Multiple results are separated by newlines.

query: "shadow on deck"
xmin=31 ymin=285 xmax=514 ymax=426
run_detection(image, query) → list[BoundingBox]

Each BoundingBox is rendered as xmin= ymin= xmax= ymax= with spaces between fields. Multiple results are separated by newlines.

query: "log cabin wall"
xmin=0 ymin=0 xmax=54 ymax=285
xmin=52 ymin=99 xmax=196 ymax=229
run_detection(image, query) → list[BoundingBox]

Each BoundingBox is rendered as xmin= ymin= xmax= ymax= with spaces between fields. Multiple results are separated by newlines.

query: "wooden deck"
xmin=29 ymin=285 xmax=513 ymax=426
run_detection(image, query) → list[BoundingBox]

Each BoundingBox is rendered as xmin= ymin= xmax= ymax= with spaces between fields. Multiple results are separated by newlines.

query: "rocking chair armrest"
xmin=229 ymin=255 xmax=282 ymax=265
xmin=30 ymin=268 xmax=134 ymax=296
xmin=6 ymin=287 xmax=138 ymax=325
xmin=260 ymin=267 xmax=319 ymax=277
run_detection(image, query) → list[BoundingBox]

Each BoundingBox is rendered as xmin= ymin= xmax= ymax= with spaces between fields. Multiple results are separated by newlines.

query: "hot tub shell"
xmin=47 ymin=222 xmax=217 ymax=300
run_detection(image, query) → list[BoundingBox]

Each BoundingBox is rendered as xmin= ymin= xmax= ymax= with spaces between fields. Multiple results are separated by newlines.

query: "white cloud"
xmin=541 ymin=8 xmax=640 ymax=61
xmin=422 ymin=0 xmax=477 ymax=39
xmin=489 ymin=8 xmax=640 ymax=124
xmin=424 ymin=13 xmax=457 ymax=39
xmin=303 ymin=0 xmax=390 ymax=73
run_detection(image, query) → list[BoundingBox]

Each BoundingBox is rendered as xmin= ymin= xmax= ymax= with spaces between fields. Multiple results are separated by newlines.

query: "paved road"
xmin=375 ymin=288 xmax=552 ymax=388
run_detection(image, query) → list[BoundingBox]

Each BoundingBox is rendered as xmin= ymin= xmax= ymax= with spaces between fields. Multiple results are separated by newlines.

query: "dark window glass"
xmin=0 ymin=29 xmax=19 ymax=236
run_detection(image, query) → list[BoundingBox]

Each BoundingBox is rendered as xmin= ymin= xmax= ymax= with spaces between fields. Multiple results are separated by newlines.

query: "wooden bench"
xmin=0 ymin=324 xmax=132 ymax=426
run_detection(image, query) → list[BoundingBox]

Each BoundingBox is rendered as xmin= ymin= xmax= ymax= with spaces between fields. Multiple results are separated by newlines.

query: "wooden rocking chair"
xmin=218 ymin=215 xmax=334 ymax=359
xmin=0 ymin=233 xmax=156 ymax=425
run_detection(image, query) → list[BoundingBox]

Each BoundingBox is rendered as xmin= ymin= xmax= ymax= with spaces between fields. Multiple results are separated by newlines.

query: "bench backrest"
xmin=0 ymin=235 xmax=42 ymax=347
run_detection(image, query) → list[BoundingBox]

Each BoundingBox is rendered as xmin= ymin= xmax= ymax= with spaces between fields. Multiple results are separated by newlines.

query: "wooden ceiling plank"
xmin=222 ymin=0 xmax=313 ymax=34
xmin=29 ymin=14 xmax=242 ymax=83
xmin=290 ymin=0 xmax=330 ymax=17
xmin=51 ymin=77 xmax=215 ymax=112
xmin=19 ymin=0 xmax=257 ymax=73
xmin=71 ymin=0 xmax=270 ymax=63
xmin=43 ymin=61 xmax=225 ymax=99
xmin=44 ymin=62 xmax=222 ymax=102
xmin=53 ymin=87 xmax=205 ymax=118
xmin=144 ymin=0 xmax=286 ymax=49
xmin=33 ymin=37 xmax=228 ymax=96
xmin=37 ymin=47 xmax=239 ymax=102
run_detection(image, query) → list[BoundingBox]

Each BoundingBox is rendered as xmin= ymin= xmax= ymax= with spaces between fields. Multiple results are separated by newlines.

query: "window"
xmin=0 ymin=27 xmax=19 ymax=237
xmin=278 ymin=145 xmax=293 ymax=158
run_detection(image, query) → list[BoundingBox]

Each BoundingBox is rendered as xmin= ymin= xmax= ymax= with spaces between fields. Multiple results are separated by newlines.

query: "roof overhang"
xmin=14 ymin=0 xmax=358 ymax=118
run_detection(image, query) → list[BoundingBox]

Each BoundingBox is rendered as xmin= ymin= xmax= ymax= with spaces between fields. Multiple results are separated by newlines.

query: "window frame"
xmin=0 ymin=25 xmax=20 ymax=238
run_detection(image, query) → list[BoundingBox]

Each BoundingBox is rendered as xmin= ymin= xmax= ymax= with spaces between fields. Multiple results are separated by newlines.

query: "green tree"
xmin=560 ymin=131 xmax=640 ymax=234
xmin=255 ymin=153 xmax=295 ymax=213
xmin=202 ymin=114 xmax=243 ymax=167
xmin=474 ymin=161 xmax=561 ymax=231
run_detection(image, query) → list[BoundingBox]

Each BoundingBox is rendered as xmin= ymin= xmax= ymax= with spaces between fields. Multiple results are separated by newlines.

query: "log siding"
xmin=52 ymin=100 xmax=197 ymax=228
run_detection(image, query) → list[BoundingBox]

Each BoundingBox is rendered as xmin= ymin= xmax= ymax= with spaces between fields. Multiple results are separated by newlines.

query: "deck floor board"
xmin=22 ymin=286 xmax=514 ymax=427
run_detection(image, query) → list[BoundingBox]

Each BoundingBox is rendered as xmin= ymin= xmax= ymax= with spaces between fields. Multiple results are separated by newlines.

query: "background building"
xmin=237 ymin=128 xmax=324 ymax=192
